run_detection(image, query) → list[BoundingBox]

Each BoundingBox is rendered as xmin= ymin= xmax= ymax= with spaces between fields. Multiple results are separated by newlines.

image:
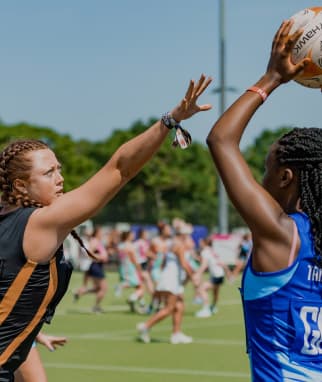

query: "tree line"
xmin=0 ymin=119 xmax=291 ymax=230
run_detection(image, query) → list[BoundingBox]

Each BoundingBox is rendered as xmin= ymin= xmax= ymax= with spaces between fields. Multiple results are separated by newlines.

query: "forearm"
xmin=204 ymin=73 xmax=283 ymax=231
xmin=110 ymin=120 xmax=169 ymax=183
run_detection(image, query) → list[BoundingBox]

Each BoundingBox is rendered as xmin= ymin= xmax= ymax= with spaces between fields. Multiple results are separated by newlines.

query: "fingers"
xmin=192 ymin=74 xmax=212 ymax=98
xmin=272 ymin=20 xmax=290 ymax=51
xmin=172 ymin=74 xmax=212 ymax=121
xmin=178 ymin=98 xmax=188 ymax=112
xmin=198 ymin=104 xmax=212 ymax=111
xmin=285 ymin=27 xmax=303 ymax=54
xmin=196 ymin=76 xmax=213 ymax=97
xmin=192 ymin=74 xmax=207 ymax=98
xmin=273 ymin=19 xmax=302 ymax=60
xmin=183 ymin=74 xmax=213 ymax=103
xmin=53 ymin=337 xmax=67 ymax=345
xmin=48 ymin=338 xmax=67 ymax=351
xmin=280 ymin=19 xmax=293 ymax=38
xmin=272 ymin=19 xmax=296 ymax=54
xmin=184 ymin=80 xmax=194 ymax=100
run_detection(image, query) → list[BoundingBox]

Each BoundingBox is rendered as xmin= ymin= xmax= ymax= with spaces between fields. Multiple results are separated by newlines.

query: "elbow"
xmin=206 ymin=121 xmax=222 ymax=145
xmin=206 ymin=129 xmax=223 ymax=152
xmin=110 ymin=154 xmax=133 ymax=184
xmin=206 ymin=134 xmax=214 ymax=149
xmin=206 ymin=125 xmax=235 ymax=153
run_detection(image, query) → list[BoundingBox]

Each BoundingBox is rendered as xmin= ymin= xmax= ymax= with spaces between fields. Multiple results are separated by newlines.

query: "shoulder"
xmin=8 ymin=207 xmax=38 ymax=227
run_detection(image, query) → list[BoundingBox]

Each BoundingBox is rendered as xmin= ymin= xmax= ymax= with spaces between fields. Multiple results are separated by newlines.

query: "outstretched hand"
xmin=171 ymin=74 xmax=212 ymax=122
xmin=266 ymin=19 xmax=310 ymax=84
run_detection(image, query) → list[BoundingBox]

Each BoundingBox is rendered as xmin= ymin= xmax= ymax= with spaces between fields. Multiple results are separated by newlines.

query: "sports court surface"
xmin=41 ymin=272 xmax=249 ymax=382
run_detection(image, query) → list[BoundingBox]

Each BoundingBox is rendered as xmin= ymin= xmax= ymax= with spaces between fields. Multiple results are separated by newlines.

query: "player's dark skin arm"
xmin=206 ymin=20 xmax=309 ymax=273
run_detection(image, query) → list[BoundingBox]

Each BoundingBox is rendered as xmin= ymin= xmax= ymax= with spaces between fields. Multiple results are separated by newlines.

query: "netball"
xmin=289 ymin=7 xmax=322 ymax=88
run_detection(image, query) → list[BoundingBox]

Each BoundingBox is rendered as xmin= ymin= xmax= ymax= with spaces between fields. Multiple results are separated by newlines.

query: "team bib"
xmin=290 ymin=298 xmax=322 ymax=362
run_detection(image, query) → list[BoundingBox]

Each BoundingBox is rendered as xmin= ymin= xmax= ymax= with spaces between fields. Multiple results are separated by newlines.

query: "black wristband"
xmin=161 ymin=112 xmax=179 ymax=130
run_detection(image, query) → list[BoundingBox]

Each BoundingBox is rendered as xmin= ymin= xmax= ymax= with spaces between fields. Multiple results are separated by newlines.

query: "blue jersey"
xmin=240 ymin=212 xmax=322 ymax=381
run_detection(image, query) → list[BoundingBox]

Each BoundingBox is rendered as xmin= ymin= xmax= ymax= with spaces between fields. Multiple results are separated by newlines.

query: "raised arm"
xmin=24 ymin=75 xmax=212 ymax=263
xmin=206 ymin=21 xmax=309 ymax=270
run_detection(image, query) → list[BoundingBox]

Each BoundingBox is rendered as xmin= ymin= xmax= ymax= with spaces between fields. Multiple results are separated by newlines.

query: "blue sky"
xmin=0 ymin=1 xmax=321 ymax=149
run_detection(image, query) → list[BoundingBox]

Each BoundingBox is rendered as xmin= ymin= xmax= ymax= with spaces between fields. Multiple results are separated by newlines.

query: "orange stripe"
xmin=0 ymin=258 xmax=58 ymax=365
xmin=0 ymin=261 xmax=37 ymax=325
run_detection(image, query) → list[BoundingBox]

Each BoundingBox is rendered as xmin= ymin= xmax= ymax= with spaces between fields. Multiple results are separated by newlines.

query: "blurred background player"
xmin=194 ymin=236 xmax=231 ymax=317
xmin=231 ymin=232 xmax=252 ymax=281
xmin=73 ymin=225 xmax=109 ymax=313
xmin=133 ymin=228 xmax=154 ymax=308
xmin=137 ymin=225 xmax=197 ymax=344
xmin=117 ymin=230 xmax=145 ymax=312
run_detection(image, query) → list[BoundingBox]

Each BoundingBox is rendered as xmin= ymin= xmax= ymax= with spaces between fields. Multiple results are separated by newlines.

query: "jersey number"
xmin=300 ymin=306 xmax=322 ymax=355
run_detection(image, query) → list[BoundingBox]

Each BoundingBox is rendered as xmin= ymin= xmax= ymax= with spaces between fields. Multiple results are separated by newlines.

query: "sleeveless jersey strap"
xmin=288 ymin=221 xmax=298 ymax=267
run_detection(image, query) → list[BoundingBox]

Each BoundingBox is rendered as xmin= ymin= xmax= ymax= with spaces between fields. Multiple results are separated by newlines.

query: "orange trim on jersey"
xmin=0 ymin=260 xmax=37 ymax=325
xmin=0 ymin=258 xmax=58 ymax=365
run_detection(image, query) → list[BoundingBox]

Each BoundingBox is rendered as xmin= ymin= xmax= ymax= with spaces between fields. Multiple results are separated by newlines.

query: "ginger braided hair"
xmin=0 ymin=139 xmax=97 ymax=260
xmin=275 ymin=127 xmax=322 ymax=267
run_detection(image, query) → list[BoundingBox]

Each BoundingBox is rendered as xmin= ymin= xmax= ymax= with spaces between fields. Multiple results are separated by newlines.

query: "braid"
xmin=276 ymin=128 xmax=322 ymax=267
xmin=70 ymin=230 xmax=99 ymax=261
xmin=0 ymin=139 xmax=96 ymax=261
xmin=0 ymin=139 xmax=48 ymax=207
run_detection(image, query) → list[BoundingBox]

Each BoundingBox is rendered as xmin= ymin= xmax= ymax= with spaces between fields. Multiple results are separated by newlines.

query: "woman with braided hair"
xmin=0 ymin=74 xmax=212 ymax=381
xmin=207 ymin=20 xmax=322 ymax=381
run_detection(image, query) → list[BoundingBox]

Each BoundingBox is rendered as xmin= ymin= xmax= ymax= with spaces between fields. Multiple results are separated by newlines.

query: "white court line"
xmin=64 ymin=334 xmax=244 ymax=346
xmin=54 ymin=319 xmax=243 ymax=340
xmin=44 ymin=362 xmax=249 ymax=379
xmin=56 ymin=299 xmax=242 ymax=316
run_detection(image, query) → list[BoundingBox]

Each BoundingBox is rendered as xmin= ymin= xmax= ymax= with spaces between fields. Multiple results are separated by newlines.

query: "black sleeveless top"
xmin=0 ymin=207 xmax=73 ymax=371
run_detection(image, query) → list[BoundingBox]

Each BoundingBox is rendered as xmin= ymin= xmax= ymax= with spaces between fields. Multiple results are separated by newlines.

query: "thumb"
xmin=198 ymin=104 xmax=212 ymax=112
xmin=294 ymin=58 xmax=310 ymax=76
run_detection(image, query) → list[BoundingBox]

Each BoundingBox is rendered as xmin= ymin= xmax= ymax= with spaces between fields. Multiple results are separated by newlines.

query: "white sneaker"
xmin=170 ymin=332 xmax=193 ymax=344
xmin=195 ymin=307 xmax=212 ymax=318
xmin=136 ymin=322 xmax=150 ymax=343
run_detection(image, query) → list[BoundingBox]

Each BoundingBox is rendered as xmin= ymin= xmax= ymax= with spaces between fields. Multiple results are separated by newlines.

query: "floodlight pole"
xmin=218 ymin=0 xmax=228 ymax=234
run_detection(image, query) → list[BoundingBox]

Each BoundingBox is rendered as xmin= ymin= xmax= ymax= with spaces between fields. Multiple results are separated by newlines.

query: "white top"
xmin=201 ymin=247 xmax=225 ymax=278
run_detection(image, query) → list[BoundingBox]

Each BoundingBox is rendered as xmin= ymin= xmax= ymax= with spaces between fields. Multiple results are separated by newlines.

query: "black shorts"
xmin=210 ymin=276 xmax=224 ymax=285
xmin=238 ymin=254 xmax=248 ymax=262
xmin=0 ymin=368 xmax=14 ymax=382
xmin=86 ymin=262 xmax=105 ymax=279
xmin=140 ymin=261 xmax=149 ymax=271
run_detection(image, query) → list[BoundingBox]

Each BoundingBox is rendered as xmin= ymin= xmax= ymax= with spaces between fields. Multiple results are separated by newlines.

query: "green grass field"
xmin=40 ymin=271 xmax=250 ymax=381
